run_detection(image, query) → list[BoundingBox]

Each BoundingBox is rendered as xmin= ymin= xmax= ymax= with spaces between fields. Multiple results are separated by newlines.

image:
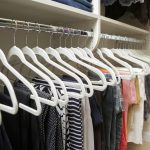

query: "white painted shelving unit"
xmin=0 ymin=0 xmax=149 ymax=50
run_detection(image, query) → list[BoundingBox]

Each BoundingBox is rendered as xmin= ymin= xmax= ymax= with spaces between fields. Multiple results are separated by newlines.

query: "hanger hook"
xmin=64 ymin=28 xmax=70 ymax=47
xmin=59 ymin=27 xmax=64 ymax=47
xmin=36 ymin=23 xmax=41 ymax=46
xmin=13 ymin=20 xmax=17 ymax=46
xmin=84 ymin=32 xmax=88 ymax=48
xmin=48 ymin=26 xmax=54 ymax=47
xmin=77 ymin=30 xmax=81 ymax=47
xmin=25 ymin=22 xmax=30 ymax=45
xmin=70 ymin=28 xmax=74 ymax=48
xmin=100 ymin=34 xmax=103 ymax=48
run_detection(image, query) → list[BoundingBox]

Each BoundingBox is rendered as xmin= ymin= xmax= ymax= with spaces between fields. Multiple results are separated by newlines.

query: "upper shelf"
xmin=0 ymin=0 xmax=98 ymax=24
xmin=100 ymin=16 xmax=149 ymax=36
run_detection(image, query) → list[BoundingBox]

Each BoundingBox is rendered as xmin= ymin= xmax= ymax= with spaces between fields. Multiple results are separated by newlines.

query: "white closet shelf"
xmin=0 ymin=0 xmax=98 ymax=24
xmin=101 ymin=16 xmax=149 ymax=36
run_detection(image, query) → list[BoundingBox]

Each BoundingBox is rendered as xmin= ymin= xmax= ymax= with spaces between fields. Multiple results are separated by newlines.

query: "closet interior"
xmin=0 ymin=0 xmax=150 ymax=150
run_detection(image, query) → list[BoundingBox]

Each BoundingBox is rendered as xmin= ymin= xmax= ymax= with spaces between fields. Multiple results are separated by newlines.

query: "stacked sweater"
xmin=52 ymin=0 xmax=93 ymax=12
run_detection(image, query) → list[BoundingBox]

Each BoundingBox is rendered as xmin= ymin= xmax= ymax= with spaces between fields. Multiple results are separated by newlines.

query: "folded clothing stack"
xmin=52 ymin=0 xmax=93 ymax=12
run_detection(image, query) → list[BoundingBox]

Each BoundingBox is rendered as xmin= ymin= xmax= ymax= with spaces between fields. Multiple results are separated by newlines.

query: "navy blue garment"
xmin=74 ymin=0 xmax=93 ymax=8
xmin=52 ymin=0 xmax=93 ymax=12
xmin=89 ymin=92 xmax=103 ymax=127
xmin=86 ymin=0 xmax=92 ymax=2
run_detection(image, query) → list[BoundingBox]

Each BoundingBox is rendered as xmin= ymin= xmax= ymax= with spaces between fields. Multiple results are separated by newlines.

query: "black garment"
xmin=144 ymin=75 xmax=150 ymax=120
xmin=1 ymin=87 xmax=30 ymax=150
xmin=86 ymin=0 xmax=92 ymax=2
xmin=103 ymin=0 xmax=142 ymax=6
xmin=14 ymin=81 xmax=64 ymax=150
xmin=1 ymin=81 xmax=63 ymax=150
xmin=0 ymin=124 xmax=13 ymax=150
xmin=89 ymin=91 xmax=103 ymax=127
xmin=89 ymin=90 xmax=106 ymax=150
xmin=103 ymin=85 xmax=123 ymax=150
xmin=105 ymin=1 xmax=127 ymax=20
xmin=102 ymin=86 xmax=116 ymax=150
xmin=105 ymin=0 xmax=150 ymax=25
xmin=130 ymin=0 xmax=149 ymax=25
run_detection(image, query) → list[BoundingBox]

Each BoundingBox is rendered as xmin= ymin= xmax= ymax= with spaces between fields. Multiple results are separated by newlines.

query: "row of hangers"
xmin=0 ymin=18 xmax=148 ymax=124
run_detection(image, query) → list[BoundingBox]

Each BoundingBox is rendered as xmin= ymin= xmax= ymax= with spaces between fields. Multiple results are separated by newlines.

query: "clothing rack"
xmin=0 ymin=18 xmax=93 ymax=37
xmin=100 ymin=33 xmax=145 ymax=44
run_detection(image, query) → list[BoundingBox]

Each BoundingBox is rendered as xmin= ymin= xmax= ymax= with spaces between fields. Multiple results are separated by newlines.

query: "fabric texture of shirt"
xmin=103 ymin=0 xmax=144 ymax=6
xmin=74 ymin=0 xmax=93 ymax=8
xmin=144 ymin=74 xmax=150 ymax=120
xmin=81 ymin=96 xmax=94 ymax=150
xmin=89 ymin=91 xmax=106 ymax=150
xmin=127 ymin=75 xmax=146 ymax=144
xmin=0 ymin=124 xmax=13 ymax=150
xmin=52 ymin=0 xmax=93 ymax=12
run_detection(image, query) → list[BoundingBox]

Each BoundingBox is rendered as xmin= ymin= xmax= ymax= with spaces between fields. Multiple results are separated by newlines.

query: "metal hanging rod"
xmin=0 ymin=18 xmax=93 ymax=37
xmin=100 ymin=33 xmax=145 ymax=44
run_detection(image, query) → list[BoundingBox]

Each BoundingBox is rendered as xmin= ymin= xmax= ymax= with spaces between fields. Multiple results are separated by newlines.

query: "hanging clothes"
xmin=144 ymin=74 xmax=150 ymax=120
xmin=32 ymin=77 xmax=84 ymax=150
xmin=1 ymin=81 xmax=63 ymax=150
xmin=89 ymin=91 xmax=106 ymax=150
xmin=103 ymin=0 xmax=144 ymax=6
xmin=105 ymin=0 xmax=150 ymax=25
xmin=127 ymin=75 xmax=146 ymax=144
xmin=81 ymin=96 xmax=94 ymax=150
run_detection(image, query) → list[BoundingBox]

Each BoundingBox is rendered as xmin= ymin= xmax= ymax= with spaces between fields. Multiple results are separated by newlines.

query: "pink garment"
xmin=122 ymin=79 xmax=137 ymax=106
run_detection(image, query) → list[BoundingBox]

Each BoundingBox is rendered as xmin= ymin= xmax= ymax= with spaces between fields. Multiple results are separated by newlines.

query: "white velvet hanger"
xmin=97 ymin=49 xmax=121 ymax=83
xmin=0 ymin=72 xmax=18 ymax=124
